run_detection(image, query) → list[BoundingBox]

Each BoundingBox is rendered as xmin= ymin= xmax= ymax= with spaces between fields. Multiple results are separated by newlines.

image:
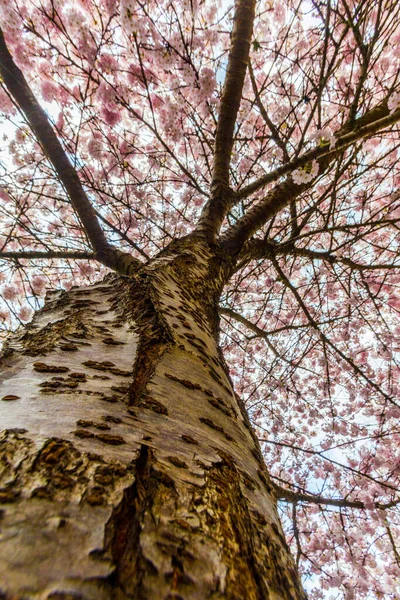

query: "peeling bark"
xmin=0 ymin=239 xmax=306 ymax=600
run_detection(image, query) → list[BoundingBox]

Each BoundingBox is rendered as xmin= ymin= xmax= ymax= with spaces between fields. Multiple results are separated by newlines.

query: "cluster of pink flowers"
xmin=30 ymin=274 xmax=47 ymax=297
xmin=292 ymin=160 xmax=319 ymax=184
xmin=0 ymin=88 xmax=15 ymax=115
xmin=87 ymin=137 xmax=104 ymax=160
xmin=199 ymin=67 xmax=216 ymax=99
xmin=1 ymin=284 xmax=18 ymax=301
xmin=388 ymin=91 xmax=400 ymax=113
xmin=310 ymin=127 xmax=336 ymax=150
xmin=18 ymin=306 xmax=33 ymax=322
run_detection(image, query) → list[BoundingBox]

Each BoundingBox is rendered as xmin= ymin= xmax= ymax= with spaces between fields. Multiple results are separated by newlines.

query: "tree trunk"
xmin=0 ymin=239 xmax=305 ymax=600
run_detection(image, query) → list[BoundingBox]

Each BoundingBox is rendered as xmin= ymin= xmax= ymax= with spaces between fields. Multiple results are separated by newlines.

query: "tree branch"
xmin=0 ymin=27 xmax=141 ymax=276
xmin=0 ymin=251 xmax=95 ymax=260
xmin=220 ymin=102 xmax=400 ymax=255
xmin=385 ymin=521 xmax=400 ymax=567
xmin=248 ymin=61 xmax=289 ymax=161
xmin=220 ymin=306 xmax=338 ymax=336
xmin=271 ymin=255 xmax=398 ymax=407
xmin=220 ymin=305 xmax=301 ymax=368
xmin=196 ymin=0 xmax=256 ymax=239
xmin=236 ymin=102 xmax=400 ymax=201
xmin=237 ymin=239 xmax=400 ymax=271
xmin=212 ymin=0 xmax=256 ymax=186
xmin=272 ymin=481 xmax=400 ymax=511
xmin=94 ymin=211 xmax=149 ymax=260
xmin=286 ymin=247 xmax=400 ymax=271
xmin=261 ymin=438 xmax=400 ymax=492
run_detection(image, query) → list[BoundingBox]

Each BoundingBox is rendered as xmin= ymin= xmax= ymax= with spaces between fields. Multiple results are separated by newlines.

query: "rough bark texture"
xmin=0 ymin=238 xmax=306 ymax=600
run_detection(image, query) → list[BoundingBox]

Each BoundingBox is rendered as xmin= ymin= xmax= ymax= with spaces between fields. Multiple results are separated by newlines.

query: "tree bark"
xmin=0 ymin=238 xmax=305 ymax=600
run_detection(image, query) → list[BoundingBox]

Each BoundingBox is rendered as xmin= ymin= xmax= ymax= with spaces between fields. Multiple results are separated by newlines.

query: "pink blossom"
xmin=0 ymin=88 xmax=15 ymax=115
xmin=31 ymin=275 xmax=47 ymax=297
xmin=40 ymin=80 xmax=59 ymax=103
xmin=292 ymin=160 xmax=319 ymax=184
xmin=199 ymin=67 xmax=216 ymax=98
xmin=18 ymin=306 xmax=33 ymax=322
xmin=1 ymin=284 xmax=18 ymax=301
xmin=101 ymin=107 xmax=121 ymax=127
xmin=88 ymin=137 xmax=103 ymax=159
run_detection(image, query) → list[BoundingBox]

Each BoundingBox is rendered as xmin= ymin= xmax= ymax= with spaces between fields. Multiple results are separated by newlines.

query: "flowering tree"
xmin=0 ymin=0 xmax=400 ymax=598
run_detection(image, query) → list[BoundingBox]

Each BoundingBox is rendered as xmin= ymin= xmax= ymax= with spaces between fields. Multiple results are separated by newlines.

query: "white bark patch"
xmin=132 ymin=345 xmax=280 ymax=527
xmin=0 ymin=497 xmax=114 ymax=597
xmin=0 ymin=430 xmax=137 ymax=598
xmin=0 ymin=280 xmax=140 ymax=461
xmin=0 ymin=280 xmax=141 ymax=596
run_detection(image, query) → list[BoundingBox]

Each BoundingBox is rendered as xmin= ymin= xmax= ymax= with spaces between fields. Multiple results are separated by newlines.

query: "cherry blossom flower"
xmin=292 ymin=160 xmax=319 ymax=184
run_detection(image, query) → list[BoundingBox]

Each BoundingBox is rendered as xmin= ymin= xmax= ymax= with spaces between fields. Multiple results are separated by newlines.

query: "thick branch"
xmin=386 ymin=522 xmax=400 ymax=567
xmin=262 ymin=438 xmax=400 ymax=492
xmin=221 ymin=103 xmax=400 ymax=254
xmin=220 ymin=306 xmax=337 ymax=336
xmin=212 ymin=0 xmax=256 ymax=186
xmin=285 ymin=247 xmax=400 ymax=271
xmin=273 ymin=481 xmax=400 ymax=511
xmin=0 ymin=251 xmax=95 ymax=260
xmin=0 ymin=28 xmax=140 ymax=276
xmin=196 ymin=0 xmax=256 ymax=238
xmin=236 ymin=102 xmax=400 ymax=201
xmin=238 ymin=239 xmax=400 ymax=271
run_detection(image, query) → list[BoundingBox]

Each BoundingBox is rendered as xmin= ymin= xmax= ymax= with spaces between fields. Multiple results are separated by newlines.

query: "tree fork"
xmin=0 ymin=240 xmax=305 ymax=599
